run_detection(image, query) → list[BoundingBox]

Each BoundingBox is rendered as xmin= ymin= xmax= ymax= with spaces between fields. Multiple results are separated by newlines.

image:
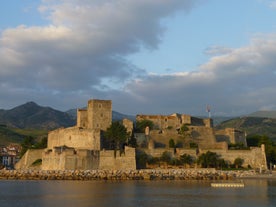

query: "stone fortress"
xmin=16 ymin=99 xmax=136 ymax=170
xmin=16 ymin=99 xmax=267 ymax=170
xmin=136 ymin=113 xmax=266 ymax=169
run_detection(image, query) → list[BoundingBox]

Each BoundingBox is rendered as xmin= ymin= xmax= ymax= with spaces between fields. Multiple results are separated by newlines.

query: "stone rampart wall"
xmin=15 ymin=149 xmax=44 ymax=170
xmin=200 ymin=147 xmax=267 ymax=169
xmin=42 ymin=149 xmax=100 ymax=170
xmin=99 ymin=147 xmax=136 ymax=170
xmin=47 ymin=127 xmax=101 ymax=150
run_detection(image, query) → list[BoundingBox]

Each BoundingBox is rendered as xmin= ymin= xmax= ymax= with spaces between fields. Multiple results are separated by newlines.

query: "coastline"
xmin=1 ymin=168 xmax=274 ymax=181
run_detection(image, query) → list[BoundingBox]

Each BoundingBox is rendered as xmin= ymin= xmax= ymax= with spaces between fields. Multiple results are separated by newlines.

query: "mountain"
xmin=0 ymin=102 xmax=75 ymax=130
xmin=66 ymin=108 xmax=136 ymax=121
xmin=248 ymin=111 xmax=276 ymax=119
xmin=215 ymin=116 xmax=276 ymax=141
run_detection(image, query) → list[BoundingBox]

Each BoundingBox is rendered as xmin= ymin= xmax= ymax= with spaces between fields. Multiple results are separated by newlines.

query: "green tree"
xmin=160 ymin=151 xmax=171 ymax=163
xmin=234 ymin=157 xmax=244 ymax=168
xmin=135 ymin=120 xmax=154 ymax=132
xmin=169 ymin=139 xmax=175 ymax=148
xmin=179 ymin=124 xmax=190 ymax=138
xmin=180 ymin=153 xmax=194 ymax=167
xmin=34 ymin=137 xmax=48 ymax=149
xmin=247 ymin=134 xmax=276 ymax=166
xmin=20 ymin=136 xmax=36 ymax=157
xmin=197 ymin=151 xmax=220 ymax=168
xmin=104 ymin=121 xmax=129 ymax=157
xmin=128 ymin=133 xmax=138 ymax=148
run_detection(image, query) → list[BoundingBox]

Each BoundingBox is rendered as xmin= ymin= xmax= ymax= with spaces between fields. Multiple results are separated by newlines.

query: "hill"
xmin=66 ymin=108 xmax=136 ymax=121
xmin=0 ymin=102 xmax=75 ymax=130
xmin=215 ymin=116 xmax=276 ymax=142
xmin=248 ymin=110 xmax=276 ymax=119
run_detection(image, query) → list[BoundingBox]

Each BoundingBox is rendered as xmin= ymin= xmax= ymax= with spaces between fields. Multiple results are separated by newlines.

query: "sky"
xmin=1 ymin=0 xmax=276 ymax=117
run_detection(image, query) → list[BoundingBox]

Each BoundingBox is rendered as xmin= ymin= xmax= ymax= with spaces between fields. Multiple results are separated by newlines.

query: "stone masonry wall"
xmin=99 ymin=147 xmax=136 ymax=170
xmin=15 ymin=149 xmax=44 ymax=170
xmin=47 ymin=127 xmax=101 ymax=150
xmin=42 ymin=149 xmax=100 ymax=170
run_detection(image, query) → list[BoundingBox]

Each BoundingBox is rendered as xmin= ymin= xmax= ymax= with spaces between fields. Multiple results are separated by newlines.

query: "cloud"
xmin=1 ymin=0 xmax=276 ymax=117
xmin=204 ymin=45 xmax=233 ymax=56
xmin=269 ymin=0 xmax=276 ymax=9
xmin=118 ymin=34 xmax=276 ymax=116
xmin=0 ymin=0 xmax=196 ymax=109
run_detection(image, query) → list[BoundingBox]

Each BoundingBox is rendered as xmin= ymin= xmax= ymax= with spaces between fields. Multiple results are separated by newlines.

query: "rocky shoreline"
xmin=0 ymin=169 xmax=267 ymax=181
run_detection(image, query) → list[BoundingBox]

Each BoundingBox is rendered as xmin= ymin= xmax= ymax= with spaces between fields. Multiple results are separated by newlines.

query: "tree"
xmin=128 ymin=133 xmax=138 ymax=148
xmin=104 ymin=121 xmax=129 ymax=157
xmin=169 ymin=139 xmax=175 ymax=148
xmin=160 ymin=151 xmax=171 ymax=163
xmin=180 ymin=153 xmax=194 ymax=167
xmin=234 ymin=157 xmax=244 ymax=168
xmin=20 ymin=136 xmax=36 ymax=157
xmin=135 ymin=120 xmax=154 ymax=133
xmin=197 ymin=151 xmax=221 ymax=168
xmin=179 ymin=124 xmax=190 ymax=138
xmin=247 ymin=134 xmax=276 ymax=166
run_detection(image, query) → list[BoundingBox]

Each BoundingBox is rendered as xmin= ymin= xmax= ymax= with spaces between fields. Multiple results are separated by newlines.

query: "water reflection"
xmin=0 ymin=179 xmax=275 ymax=207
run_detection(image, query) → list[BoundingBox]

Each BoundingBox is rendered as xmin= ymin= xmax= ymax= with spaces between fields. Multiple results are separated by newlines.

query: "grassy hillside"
xmin=216 ymin=117 xmax=276 ymax=142
xmin=0 ymin=125 xmax=47 ymax=146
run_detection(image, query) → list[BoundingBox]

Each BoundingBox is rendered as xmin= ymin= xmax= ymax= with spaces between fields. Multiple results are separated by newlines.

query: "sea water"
xmin=0 ymin=179 xmax=275 ymax=207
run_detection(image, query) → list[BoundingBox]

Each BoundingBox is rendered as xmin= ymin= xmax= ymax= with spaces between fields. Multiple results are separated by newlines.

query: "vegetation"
xmin=216 ymin=117 xmax=276 ymax=142
xmin=135 ymin=120 xmax=154 ymax=133
xmin=31 ymin=159 xmax=42 ymax=166
xmin=168 ymin=139 xmax=175 ymax=148
xmin=179 ymin=153 xmax=194 ymax=166
xmin=233 ymin=157 xmax=244 ymax=168
xmin=104 ymin=121 xmax=129 ymax=157
xmin=197 ymin=151 xmax=226 ymax=168
xmin=228 ymin=143 xmax=249 ymax=150
xmin=128 ymin=133 xmax=138 ymax=148
xmin=247 ymin=134 xmax=276 ymax=166
xmin=20 ymin=136 xmax=48 ymax=158
xmin=179 ymin=124 xmax=191 ymax=138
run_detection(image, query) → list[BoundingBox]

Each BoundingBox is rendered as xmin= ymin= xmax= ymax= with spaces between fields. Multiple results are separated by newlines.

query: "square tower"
xmin=87 ymin=99 xmax=112 ymax=130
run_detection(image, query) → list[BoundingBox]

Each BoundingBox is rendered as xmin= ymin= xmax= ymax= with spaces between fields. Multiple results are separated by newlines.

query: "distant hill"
xmin=215 ymin=116 xmax=276 ymax=141
xmin=66 ymin=108 xmax=136 ymax=121
xmin=0 ymin=102 xmax=75 ymax=130
xmin=248 ymin=111 xmax=276 ymax=119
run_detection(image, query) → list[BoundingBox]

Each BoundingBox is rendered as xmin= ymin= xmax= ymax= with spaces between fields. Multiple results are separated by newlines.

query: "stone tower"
xmin=87 ymin=99 xmax=112 ymax=130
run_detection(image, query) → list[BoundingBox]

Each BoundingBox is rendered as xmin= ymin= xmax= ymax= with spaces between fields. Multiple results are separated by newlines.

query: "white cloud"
xmin=0 ymin=0 xmax=196 ymax=110
xmin=118 ymin=34 xmax=276 ymax=116
xmin=269 ymin=0 xmax=276 ymax=9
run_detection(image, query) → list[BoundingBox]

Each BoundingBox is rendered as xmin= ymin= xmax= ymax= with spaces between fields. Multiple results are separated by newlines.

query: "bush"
xmin=160 ymin=151 xmax=171 ymax=163
xmin=169 ymin=139 xmax=175 ymax=148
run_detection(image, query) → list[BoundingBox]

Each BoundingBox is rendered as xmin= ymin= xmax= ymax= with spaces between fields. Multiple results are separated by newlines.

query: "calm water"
xmin=0 ymin=179 xmax=276 ymax=207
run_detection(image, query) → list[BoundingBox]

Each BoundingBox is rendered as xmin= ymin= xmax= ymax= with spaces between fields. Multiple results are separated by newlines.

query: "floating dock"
xmin=211 ymin=182 xmax=244 ymax=188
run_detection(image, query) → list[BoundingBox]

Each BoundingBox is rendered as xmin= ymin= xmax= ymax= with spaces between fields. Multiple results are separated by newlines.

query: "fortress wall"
xmin=189 ymin=126 xmax=216 ymax=148
xmin=42 ymin=149 xmax=100 ymax=170
xmin=15 ymin=149 xmax=44 ymax=170
xmin=200 ymin=146 xmax=267 ymax=169
xmin=99 ymin=147 xmax=136 ymax=170
xmin=215 ymin=128 xmax=246 ymax=146
xmin=47 ymin=127 xmax=101 ymax=150
xmin=136 ymin=114 xmax=181 ymax=130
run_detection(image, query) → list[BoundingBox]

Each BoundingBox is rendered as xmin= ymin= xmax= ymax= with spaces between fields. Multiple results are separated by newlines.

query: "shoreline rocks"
xmin=0 ymin=169 xmax=264 ymax=181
